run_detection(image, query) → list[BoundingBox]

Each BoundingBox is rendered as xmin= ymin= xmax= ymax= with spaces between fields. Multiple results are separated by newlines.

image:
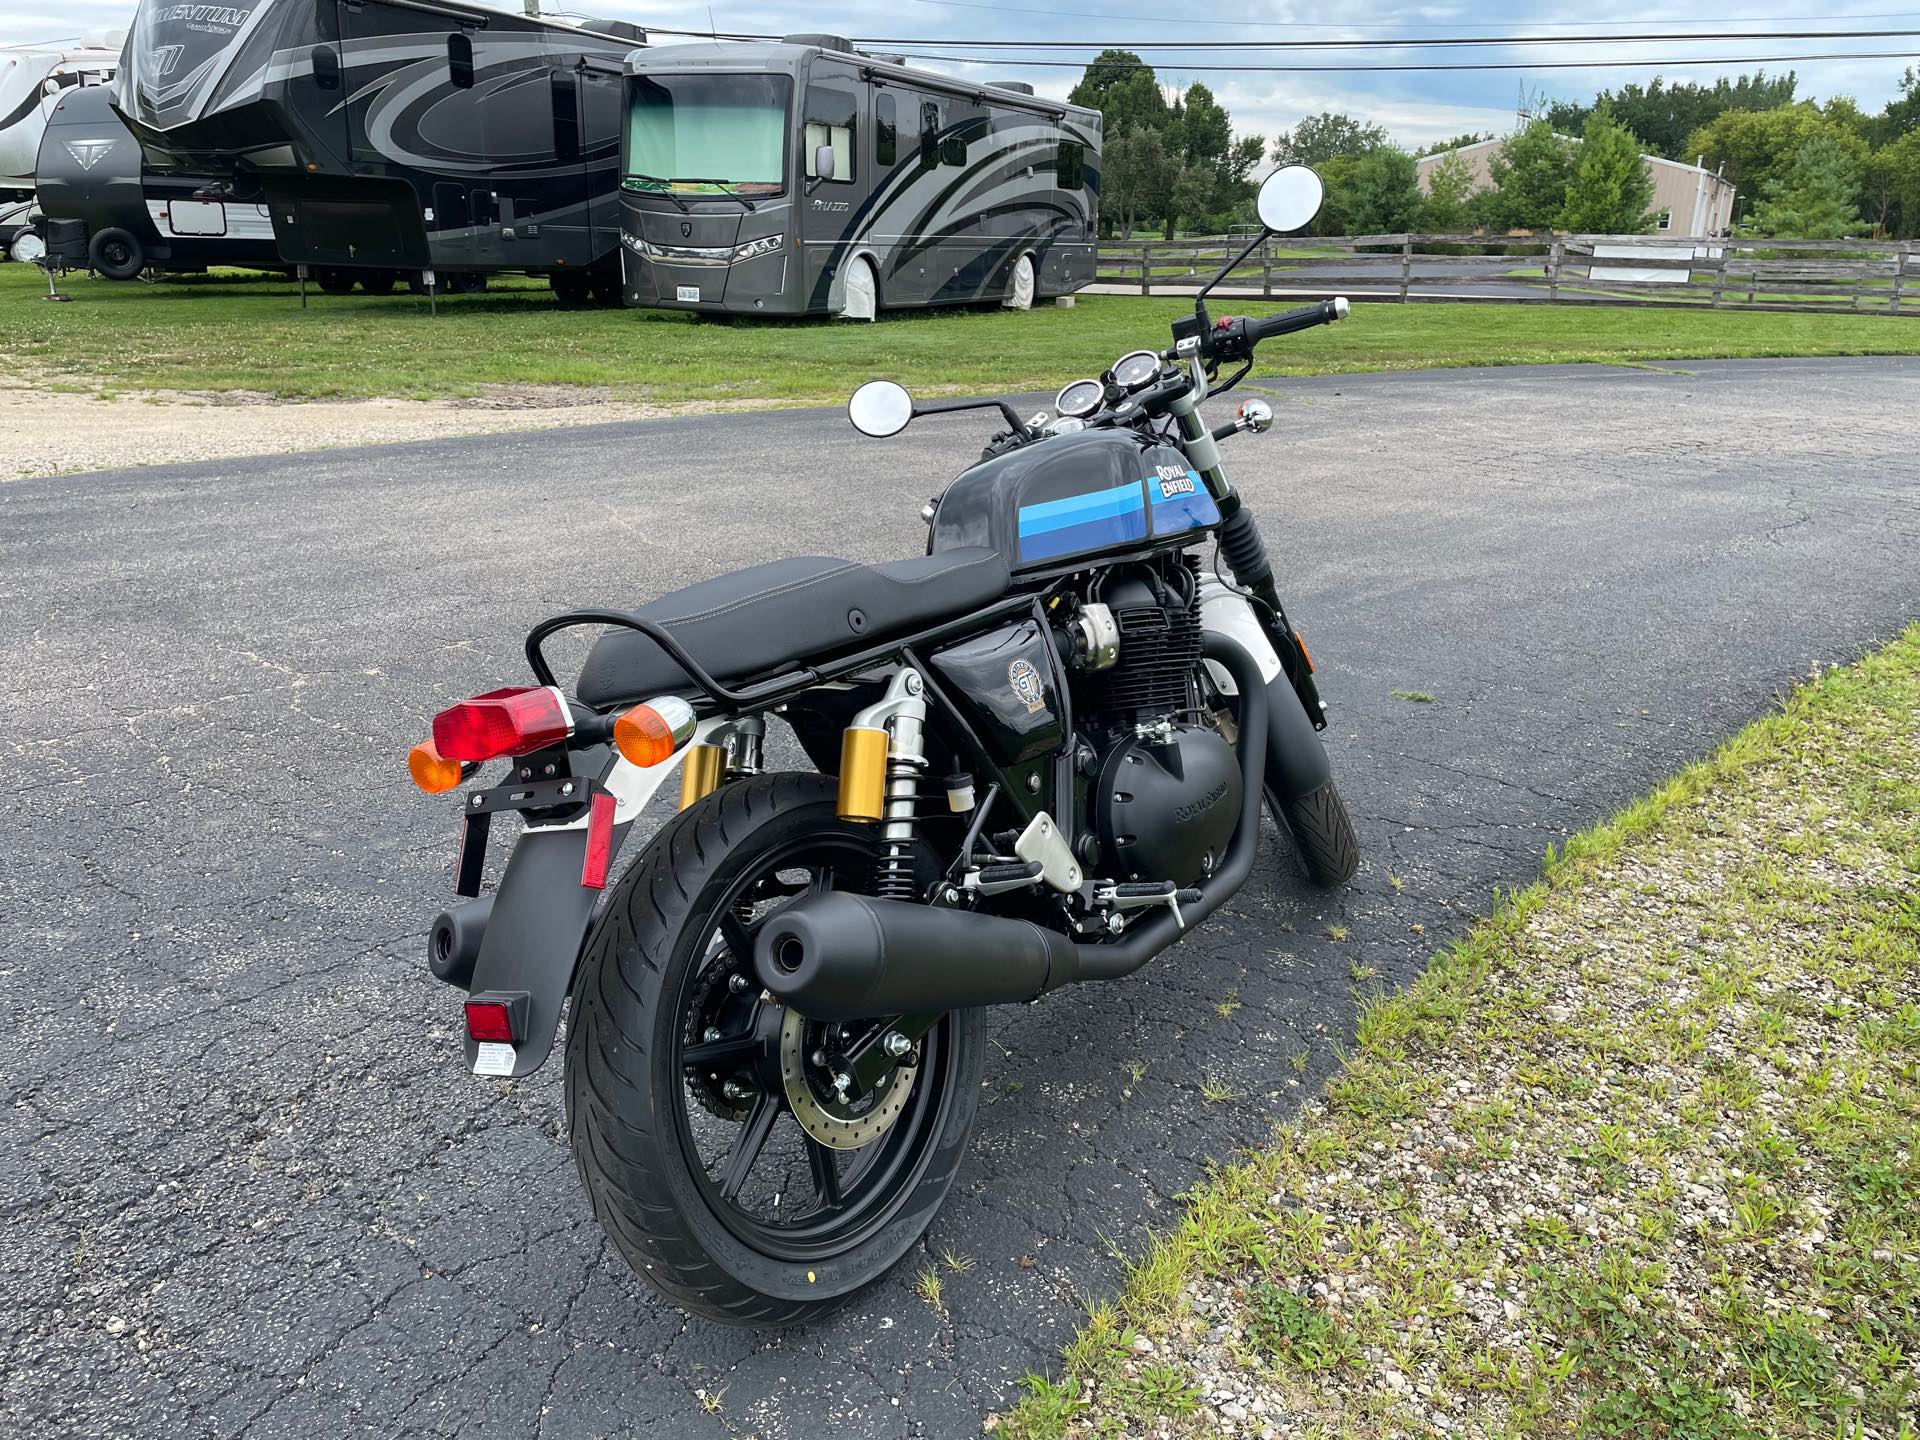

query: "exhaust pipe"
xmin=755 ymin=633 xmax=1270 ymax=1016
xmin=429 ymin=896 xmax=494 ymax=990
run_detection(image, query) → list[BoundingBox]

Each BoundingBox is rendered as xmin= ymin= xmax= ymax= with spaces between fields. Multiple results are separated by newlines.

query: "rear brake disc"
xmin=779 ymin=1009 xmax=917 ymax=1151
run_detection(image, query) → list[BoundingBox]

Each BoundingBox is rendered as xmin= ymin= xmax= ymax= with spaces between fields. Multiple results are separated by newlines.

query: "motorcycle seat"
xmin=575 ymin=547 xmax=1011 ymax=708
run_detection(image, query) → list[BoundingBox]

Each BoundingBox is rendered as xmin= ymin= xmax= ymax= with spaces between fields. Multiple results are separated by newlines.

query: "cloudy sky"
xmin=6 ymin=1 xmax=1916 ymax=152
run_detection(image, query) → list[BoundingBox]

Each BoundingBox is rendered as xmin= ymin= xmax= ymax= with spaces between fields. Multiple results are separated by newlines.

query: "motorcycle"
xmin=407 ymin=166 xmax=1359 ymax=1325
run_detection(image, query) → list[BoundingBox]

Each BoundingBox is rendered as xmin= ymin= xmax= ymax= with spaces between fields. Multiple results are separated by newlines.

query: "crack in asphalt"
xmin=1 ymin=357 xmax=1915 ymax=1440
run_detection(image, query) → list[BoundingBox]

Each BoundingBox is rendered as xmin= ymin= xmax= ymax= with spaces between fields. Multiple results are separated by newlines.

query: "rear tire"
xmin=316 ymin=267 xmax=357 ymax=295
xmin=358 ymin=269 xmax=398 ymax=294
xmin=1273 ymin=780 xmax=1360 ymax=889
xmin=567 ymin=772 xmax=984 ymax=1325
xmin=88 ymin=227 xmax=144 ymax=280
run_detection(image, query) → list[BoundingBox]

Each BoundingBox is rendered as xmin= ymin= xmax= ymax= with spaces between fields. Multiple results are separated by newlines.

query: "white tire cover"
xmin=9 ymin=229 xmax=46 ymax=265
xmin=840 ymin=257 xmax=877 ymax=321
xmin=1004 ymin=253 xmax=1035 ymax=310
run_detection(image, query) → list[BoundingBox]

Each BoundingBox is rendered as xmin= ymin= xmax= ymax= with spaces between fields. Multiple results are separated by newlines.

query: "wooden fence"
xmin=1094 ymin=233 xmax=1916 ymax=316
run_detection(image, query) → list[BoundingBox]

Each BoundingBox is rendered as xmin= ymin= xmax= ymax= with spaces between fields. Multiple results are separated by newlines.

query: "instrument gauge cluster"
xmin=1054 ymin=378 xmax=1105 ymax=419
xmin=1111 ymin=350 xmax=1161 ymax=391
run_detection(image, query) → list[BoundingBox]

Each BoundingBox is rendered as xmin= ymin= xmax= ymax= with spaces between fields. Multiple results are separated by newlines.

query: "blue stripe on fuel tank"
xmin=1017 ymin=482 xmax=1147 ymax=562
xmin=1148 ymin=468 xmax=1221 ymax=534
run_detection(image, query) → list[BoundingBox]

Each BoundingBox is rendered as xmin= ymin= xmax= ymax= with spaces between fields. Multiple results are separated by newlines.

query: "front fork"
xmin=1168 ymin=361 xmax=1328 ymax=731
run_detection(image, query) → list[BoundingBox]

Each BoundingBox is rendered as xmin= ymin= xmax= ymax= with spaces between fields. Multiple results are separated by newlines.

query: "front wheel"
xmin=567 ymin=772 xmax=983 ymax=1325
xmin=1273 ymin=780 xmax=1359 ymax=888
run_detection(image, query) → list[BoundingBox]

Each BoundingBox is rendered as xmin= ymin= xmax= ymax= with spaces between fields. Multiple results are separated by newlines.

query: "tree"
xmin=1067 ymin=50 xmax=1167 ymax=136
xmin=1546 ymin=71 xmax=1798 ymax=159
xmin=1481 ymin=120 xmax=1576 ymax=231
xmin=1102 ymin=127 xmax=1175 ymax=238
xmin=1686 ymin=104 xmax=1869 ymax=219
xmin=1862 ymin=129 xmax=1920 ymax=237
xmin=1428 ymin=131 xmax=1493 ymax=155
xmin=1270 ymin=112 xmax=1387 ymax=168
xmin=1883 ymin=68 xmax=1920 ymax=139
xmin=1341 ymin=147 xmax=1424 ymax=234
xmin=1420 ymin=150 xmax=1478 ymax=230
xmin=1171 ymin=82 xmax=1232 ymax=168
xmin=1561 ymin=105 xmax=1656 ymax=233
xmin=1749 ymin=133 xmax=1862 ymax=237
xmin=1167 ymin=162 xmax=1216 ymax=239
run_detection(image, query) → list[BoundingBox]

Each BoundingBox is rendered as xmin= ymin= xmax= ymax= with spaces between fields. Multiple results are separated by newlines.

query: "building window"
xmin=447 ymin=32 xmax=474 ymax=89
xmin=877 ymin=92 xmax=897 ymax=167
xmin=1656 ymin=207 xmax=1672 ymax=231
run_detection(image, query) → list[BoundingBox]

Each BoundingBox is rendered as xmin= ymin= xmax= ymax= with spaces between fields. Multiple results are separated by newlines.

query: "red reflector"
xmin=464 ymin=1000 xmax=515 ymax=1044
xmin=431 ymin=686 xmax=570 ymax=763
xmin=581 ymin=789 xmax=615 ymax=890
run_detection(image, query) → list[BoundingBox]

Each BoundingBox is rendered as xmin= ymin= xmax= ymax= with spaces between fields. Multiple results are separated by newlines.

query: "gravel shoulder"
xmin=1005 ymin=625 xmax=1920 ymax=1440
xmin=0 ymin=377 xmax=743 ymax=481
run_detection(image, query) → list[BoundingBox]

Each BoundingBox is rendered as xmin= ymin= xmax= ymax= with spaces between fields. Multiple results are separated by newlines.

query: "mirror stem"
xmin=1197 ymin=229 xmax=1270 ymax=303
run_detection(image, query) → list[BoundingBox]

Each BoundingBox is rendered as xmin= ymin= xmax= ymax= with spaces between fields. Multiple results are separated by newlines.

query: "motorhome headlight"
xmin=732 ymin=234 xmax=784 ymax=263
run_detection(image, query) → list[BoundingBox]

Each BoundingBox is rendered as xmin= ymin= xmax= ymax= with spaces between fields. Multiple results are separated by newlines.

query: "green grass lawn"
xmin=2 ymin=263 xmax=1916 ymax=406
xmin=1003 ymin=626 xmax=1920 ymax=1439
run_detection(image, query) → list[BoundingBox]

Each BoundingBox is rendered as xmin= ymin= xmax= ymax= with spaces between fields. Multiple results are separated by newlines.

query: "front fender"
xmin=1199 ymin=582 xmax=1332 ymax=805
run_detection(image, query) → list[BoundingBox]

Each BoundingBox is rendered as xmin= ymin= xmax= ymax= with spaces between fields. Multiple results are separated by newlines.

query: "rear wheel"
xmin=567 ymin=773 xmax=983 ymax=1325
xmin=315 ymin=267 xmax=357 ymax=295
xmin=358 ymin=269 xmax=398 ymax=294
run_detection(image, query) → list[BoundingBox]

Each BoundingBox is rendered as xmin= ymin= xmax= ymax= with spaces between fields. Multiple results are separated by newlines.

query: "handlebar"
xmin=1243 ymin=296 xmax=1349 ymax=346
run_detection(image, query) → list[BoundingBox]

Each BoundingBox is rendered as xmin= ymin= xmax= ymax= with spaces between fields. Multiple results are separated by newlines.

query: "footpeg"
xmin=964 ymin=860 xmax=1045 ymax=896
xmin=1093 ymin=880 xmax=1204 ymax=929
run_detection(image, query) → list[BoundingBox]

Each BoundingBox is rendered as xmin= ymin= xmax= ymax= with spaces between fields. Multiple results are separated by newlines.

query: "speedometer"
xmin=1111 ymin=350 xmax=1160 ymax=391
xmin=1055 ymin=378 xmax=1104 ymax=418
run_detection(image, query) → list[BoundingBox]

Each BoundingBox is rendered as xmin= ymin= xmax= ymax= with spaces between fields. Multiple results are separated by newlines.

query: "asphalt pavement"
xmin=3 ymin=356 xmax=1916 ymax=1439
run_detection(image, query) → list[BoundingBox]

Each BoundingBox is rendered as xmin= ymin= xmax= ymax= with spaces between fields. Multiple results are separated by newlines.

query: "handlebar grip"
xmin=1245 ymin=297 xmax=1349 ymax=345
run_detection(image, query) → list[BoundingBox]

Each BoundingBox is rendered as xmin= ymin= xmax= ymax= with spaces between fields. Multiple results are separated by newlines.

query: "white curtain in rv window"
xmin=626 ymin=74 xmax=789 ymax=191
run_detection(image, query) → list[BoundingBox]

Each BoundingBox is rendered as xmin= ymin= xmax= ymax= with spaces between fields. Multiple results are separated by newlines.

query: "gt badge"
xmin=1008 ymin=658 xmax=1046 ymax=714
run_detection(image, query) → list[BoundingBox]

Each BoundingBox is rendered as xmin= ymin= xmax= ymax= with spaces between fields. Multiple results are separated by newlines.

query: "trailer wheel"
xmin=316 ymin=268 xmax=357 ymax=295
xmin=88 ymin=228 xmax=145 ymax=281
xmin=358 ymin=270 xmax=398 ymax=294
xmin=1003 ymin=252 xmax=1035 ymax=310
xmin=838 ymin=256 xmax=877 ymax=321
xmin=8 ymin=228 xmax=45 ymax=265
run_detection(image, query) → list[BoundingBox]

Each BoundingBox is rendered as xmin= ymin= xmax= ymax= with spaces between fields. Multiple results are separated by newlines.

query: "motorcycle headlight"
xmin=732 ymin=234 xmax=783 ymax=263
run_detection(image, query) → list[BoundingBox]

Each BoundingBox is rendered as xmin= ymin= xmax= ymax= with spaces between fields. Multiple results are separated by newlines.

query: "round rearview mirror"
xmin=1256 ymin=165 xmax=1325 ymax=235
xmin=848 ymin=379 xmax=913 ymax=438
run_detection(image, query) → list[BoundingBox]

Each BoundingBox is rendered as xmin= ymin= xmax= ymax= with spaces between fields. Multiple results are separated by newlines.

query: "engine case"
xmin=1093 ymin=723 xmax=1242 ymax=887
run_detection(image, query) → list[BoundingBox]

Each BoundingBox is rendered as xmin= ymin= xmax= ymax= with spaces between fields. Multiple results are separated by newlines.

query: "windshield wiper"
xmin=623 ymin=174 xmax=688 ymax=212
xmin=668 ymin=178 xmax=758 ymax=212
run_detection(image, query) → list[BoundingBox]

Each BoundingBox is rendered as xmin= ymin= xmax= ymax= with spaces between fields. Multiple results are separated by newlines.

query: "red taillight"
xmin=431 ymin=686 xmax=571 ymax=763
xmin=465 ymin=999 xmax=516 ymax=1044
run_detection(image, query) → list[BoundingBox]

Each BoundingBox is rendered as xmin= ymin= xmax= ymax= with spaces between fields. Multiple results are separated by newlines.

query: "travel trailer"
xmin=112 ymin=0 xmax=645 ymax=298
xmin=34 ymin=85 xmax=283 ymax=278
xmin=619 ymin=39 xmax=1102 ymax=317
xmin=0 ymin=35 xmax=122 ymax=261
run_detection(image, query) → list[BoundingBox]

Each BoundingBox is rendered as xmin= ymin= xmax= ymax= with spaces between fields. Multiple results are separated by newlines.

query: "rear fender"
xmin=460 ymin=717 xmax=729 ymax=1079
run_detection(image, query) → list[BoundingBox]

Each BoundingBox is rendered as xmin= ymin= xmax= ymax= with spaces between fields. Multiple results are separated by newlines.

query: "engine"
xmin=1063 ymin=558 xmax=1242 ymax=888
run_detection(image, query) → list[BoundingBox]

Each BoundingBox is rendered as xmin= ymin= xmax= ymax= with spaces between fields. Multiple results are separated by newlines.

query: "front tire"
xmin=567 ymin=772 xmax=984 ymax=1325
xmin=838 ymin=256 xmax=877 ymax=321
xmin=1273 ymin=780 xmax=1360 ymax=888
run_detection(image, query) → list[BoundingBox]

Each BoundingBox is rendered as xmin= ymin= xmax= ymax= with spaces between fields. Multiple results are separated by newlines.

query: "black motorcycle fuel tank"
xmin=928 ymin=428 xmax=1221 ymax=575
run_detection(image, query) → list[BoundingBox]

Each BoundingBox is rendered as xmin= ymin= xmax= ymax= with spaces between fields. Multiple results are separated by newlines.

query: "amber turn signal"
xmin=612 ymin=696 xmax=696 ymax=768
xmin=409 ymin=738 xmax=463 ymax=794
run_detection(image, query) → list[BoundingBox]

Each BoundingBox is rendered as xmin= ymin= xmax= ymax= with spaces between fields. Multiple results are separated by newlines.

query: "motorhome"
xmin=112 ymin=0 xmax=644 ymax=298
xmin=619 ymin=39 xmax=1101 ymax=317
xmin=0 ymin=35 xmax=122 ymax=261
xmin=34 ymin=85 xmax=284 ymax=279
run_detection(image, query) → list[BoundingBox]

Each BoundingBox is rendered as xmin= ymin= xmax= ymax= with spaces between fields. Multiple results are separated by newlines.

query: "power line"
xmin=890 ymin=0 xmax=1920 ymax=29
xmin=874 ymin=47 xmax=1920 ymax=71
xmin=831 ymin=27 xmax=1920 ymax=48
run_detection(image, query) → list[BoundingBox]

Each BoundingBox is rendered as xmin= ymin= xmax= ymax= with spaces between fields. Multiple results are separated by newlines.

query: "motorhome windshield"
xmin=624 ymin=73 xmax=790 ymax=195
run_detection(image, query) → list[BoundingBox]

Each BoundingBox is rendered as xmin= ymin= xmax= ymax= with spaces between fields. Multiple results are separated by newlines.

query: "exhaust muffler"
xmin=753 ymin=892 xmax=1082 ymax=1021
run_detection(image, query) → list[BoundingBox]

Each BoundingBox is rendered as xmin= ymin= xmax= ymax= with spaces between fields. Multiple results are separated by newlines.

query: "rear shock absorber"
xmin=834 ymin=668 xmax=930 ymax=900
